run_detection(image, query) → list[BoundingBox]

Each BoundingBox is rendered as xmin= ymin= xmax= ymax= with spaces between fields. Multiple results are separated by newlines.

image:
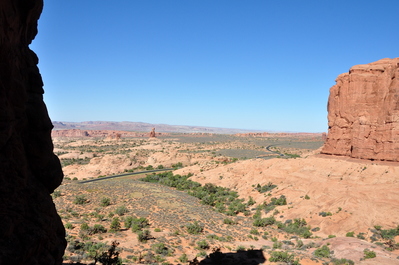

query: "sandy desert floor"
xmin=53 ymin=134 xmax=399 ymax=264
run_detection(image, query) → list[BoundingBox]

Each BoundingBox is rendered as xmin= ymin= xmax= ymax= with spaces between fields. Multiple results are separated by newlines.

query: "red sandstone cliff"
xmin=0 ymin=1 xmax=65 ymax=264
xmin=322 ymin=58 xmax=399 ymax=161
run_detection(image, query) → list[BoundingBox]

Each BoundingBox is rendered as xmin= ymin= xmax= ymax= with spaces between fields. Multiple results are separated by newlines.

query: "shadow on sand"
xmin=191 ymin=248 xmax=266 ymax=265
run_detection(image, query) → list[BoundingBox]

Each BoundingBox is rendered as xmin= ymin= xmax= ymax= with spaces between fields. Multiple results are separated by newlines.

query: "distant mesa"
xmin=51 ymin=129 xmax=166 ymax=138
xmin=321 ymin=57 xmax=399 ymax=161
xmin=52 ymin=121 xmax=265 ymax=134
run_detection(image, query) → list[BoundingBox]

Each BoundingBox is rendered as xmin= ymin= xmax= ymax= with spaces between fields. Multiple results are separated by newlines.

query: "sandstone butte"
xmin=322 ymin=57 xmax=399 ymax=161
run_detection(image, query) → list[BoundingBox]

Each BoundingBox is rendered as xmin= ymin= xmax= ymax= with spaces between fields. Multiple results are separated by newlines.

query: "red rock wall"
xmin=322 ymin=58 xmax=399 ymax=161
xmin=0 ymin=0 xmax=65 ymax=264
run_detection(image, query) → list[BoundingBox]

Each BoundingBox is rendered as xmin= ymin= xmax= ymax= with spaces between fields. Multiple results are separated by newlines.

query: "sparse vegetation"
xmin=74 ymin=194 xmax=88 ymax=205
xmin=140 ymin=172 xmax=252 ymax=216
xmin=314 ymin=245 xmax=331 ymax=258
xmin=53 ymin=135 xmax=393 ymax=264
xmin=363 ymin=249 xmax=376 ymax=259
xmin=186 ymin=221 xmax=204 ymax=235
xmin=255 ymin=182 xmax=277 ymax=193
xmin=269 ymin=251 xmax=300 ymax=264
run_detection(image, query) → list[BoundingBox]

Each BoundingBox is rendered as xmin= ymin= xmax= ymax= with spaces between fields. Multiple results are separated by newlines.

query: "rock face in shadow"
xmin=0 ymin=0 xmax=65 ymax=264
xmin=322 ymin=58 xmax=399 ymax=161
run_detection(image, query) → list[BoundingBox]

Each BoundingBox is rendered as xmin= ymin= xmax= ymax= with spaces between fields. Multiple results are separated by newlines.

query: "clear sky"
xmin=30 ymin=0 xmax=398 ymax=133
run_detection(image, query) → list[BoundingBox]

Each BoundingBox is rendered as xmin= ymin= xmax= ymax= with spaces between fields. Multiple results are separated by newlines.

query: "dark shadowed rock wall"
xmin=322 ymin=58 xmax=399 ymax=161
xmin=0 ymin=0 xmax=66 ymax=264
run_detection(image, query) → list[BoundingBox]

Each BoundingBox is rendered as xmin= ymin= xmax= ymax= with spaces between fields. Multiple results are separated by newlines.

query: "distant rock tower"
xmin=149 ymin=127 xmax=156 ymax=138
xmin=321 ymin=58 xmax=399 ymax=161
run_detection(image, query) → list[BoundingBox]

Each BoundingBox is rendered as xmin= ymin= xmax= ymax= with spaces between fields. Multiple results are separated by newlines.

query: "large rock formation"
xmin=0 ymin=0 xmax=65 ymax=264
xmin=322 ymin=58 xmax=399 ymax=161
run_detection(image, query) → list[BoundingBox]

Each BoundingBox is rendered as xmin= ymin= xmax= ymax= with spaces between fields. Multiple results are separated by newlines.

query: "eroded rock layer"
xmin=322 ymin=58 xmax=399 ymax=161
xmin=0 ymin=0 xmax=65 ymax=264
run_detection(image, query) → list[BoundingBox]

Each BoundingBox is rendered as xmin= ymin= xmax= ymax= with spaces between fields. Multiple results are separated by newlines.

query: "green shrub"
xmin=380 ymin=226 xmax=399 ymax=239
xmin=270 ymin=195 xmax=287 ymax=206
xmin=110 ymin=217 xmax=121 ymax=232
xmin=196 ymin=240 xmax=209 ymax=250
xmin=314 ymin=245 xmax=331 ymax=258
xmin=100 ymin=197 xmax=111 ymax=207
xmin=280 ymin=218 xmax=312 ymax=238
xmin=223 ymin=218 xmax=237 ymax=225
xmin=273 ymin=241 xmax=283 ymax=249
xmin=73 ymin=195 xmax=88 ymax=205
xmin=250 ymin=228 xmax=259 ymax=235
xmin=91 ymin=224 xmax=107 ymax=234
xmin=269 ymin=251 xmax=299 ymax=264
xmin=138 ymin=230 xmax=151 ymax=243
xmin=357 ymin=232 xmax=366 ymax=240
xmin=363 ymin=249 xmax=376 ymax=259
xmin=304 ymin=194 xmax=310 ymax=200
xmin=186 ymin=221 xmax=203 ymax=234
xmin=236 ymin=246 xmax=246 ymax=251
xmin=131 ymin=217 xmax=150 ymax=232
xmin=197 ymin=250 xmax=207 ymax=257
xmin=52 ymin=190 xmax=62 ymax=198
xmin=253 ymin=216 xmax=275 ymax=227
xmin=178 ymin=254 xmax=188 ymax=263
xmin=140 ymin=172 xmax=251 ymax=215
xmin=80 ymin=222 xmax=90 ymax=231
xmin=65 ymin=223 xmax=74 ymax=229
xmin=319 ymin=211 xmax=332 ymax=217
xmin=255 ymin=182 xmax=277 ymax=193
xmin=115 ymin=205 xmax=128 ymax=216
xmin=346 ymin=231 xmax=355 ymax=237
xmin=152 ymin=242 xmax=170 ymax=256
xmin=331 ymin=258 xmax=355 ymax=265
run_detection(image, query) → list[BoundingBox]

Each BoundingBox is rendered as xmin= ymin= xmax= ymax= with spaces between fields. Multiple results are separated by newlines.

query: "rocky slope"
xmin=322 ymin=58 xmax=399 ymax=161
xmin=0 ymin=1 xmax=65 ymax=264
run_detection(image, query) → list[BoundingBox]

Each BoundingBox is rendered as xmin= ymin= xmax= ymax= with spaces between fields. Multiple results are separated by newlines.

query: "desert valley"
xmin=49 ymin=57 xmax=399 ymax=265
xmin=2 ymin=2 xmax=398 ymax=265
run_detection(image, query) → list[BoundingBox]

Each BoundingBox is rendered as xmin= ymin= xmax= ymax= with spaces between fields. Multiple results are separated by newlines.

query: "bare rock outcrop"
xmin=0 ymin=0 xmax=65 ymax=264
xmin=149 ymin=127 xmax=156 ymax=138
xmin=322 ymin=58 xmax=399 ymax=161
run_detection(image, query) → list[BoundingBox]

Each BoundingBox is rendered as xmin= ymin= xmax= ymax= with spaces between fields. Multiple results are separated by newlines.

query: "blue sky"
xmin=30 ymin=1 xmax=398 ymax=132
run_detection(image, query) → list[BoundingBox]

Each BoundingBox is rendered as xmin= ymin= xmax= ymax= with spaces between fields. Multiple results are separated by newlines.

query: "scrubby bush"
xmin=100 ymin=197 xmax=111 ymax=207
xmin=110 ymin=217 xmax=121 ymax=232
xmin=73 ymin=195 xmax=88 ymax=205
xmin=138 ymin=230 xmax=151 ymax=243
xmin=186 ymin=221 xmax=204 ymax=234
xmin=269 ymin=251 xmax=299 ymax=264
xmin=314 ymin=245 xmax=331 ymax=258
xmin=255 ymin=182 xmax=277 ymax=193
xmin=196 ymin=240 xmax=209 ymax=250
xmin=152 ymin=242 xmax=170 ymax=256
xmin=140 ymin=172 xmax=252 ymax=215
xmin=115 ymin=205 xmax=128 ymax=216
xmin=253 ymin=216 xmax=275 ymax=227
xmin=331 ymin=258 xmax=355 ymax=265
xmin=279 ymin=218 xmax=312 ymax=238
xmin=178 ymin=253 xmax=188 ymax=263
xmin=363 ymin=249 xmax=376 ymax=259
xmin=126 ymin=217 xmax=150 ymax=233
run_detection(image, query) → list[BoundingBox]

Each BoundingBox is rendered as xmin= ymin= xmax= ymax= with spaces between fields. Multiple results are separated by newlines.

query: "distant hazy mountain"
xmin=52 ymin=121 xmax=264 ymax=134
